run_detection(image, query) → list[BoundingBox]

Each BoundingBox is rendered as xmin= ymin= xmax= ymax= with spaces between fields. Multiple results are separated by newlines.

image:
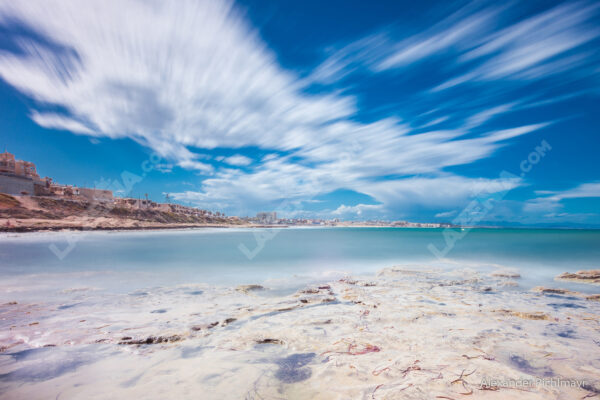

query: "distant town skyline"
xmin=1 ymin=0 xmax=599 ymax=226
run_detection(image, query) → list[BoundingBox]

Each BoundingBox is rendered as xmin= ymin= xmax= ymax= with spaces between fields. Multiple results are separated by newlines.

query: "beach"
xmin=1 ymin=266 xmax=600 ymax=399
xmin=1 ymin=229 xmax=599 ymax=399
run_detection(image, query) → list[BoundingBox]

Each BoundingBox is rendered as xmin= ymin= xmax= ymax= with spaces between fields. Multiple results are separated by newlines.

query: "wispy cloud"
xmin=435 ymin=210 xmax=458 ymax=219
xmin=435 ymin=1 xmax=600 ymax=89
xmin=30 ymin=111 xmax=96 ymax=135
xmin=524 ymin=182 xmax=600 ymax=213
xmin=376 ymin=5 xmax=499 ymax=71
xmin=223 ymin=155 xmax=253 ymax=167
xmin=332 ymin=203 xmax=384 ymax=216
xmin=535 ymin=182 xmax=600 ymax=202
xmin=0 ymin=0 xmax=596 ymax=219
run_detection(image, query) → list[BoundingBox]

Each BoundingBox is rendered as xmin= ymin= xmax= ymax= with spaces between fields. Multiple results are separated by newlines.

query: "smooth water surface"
xmin=1 ymin=227 xmax=599 ymax=300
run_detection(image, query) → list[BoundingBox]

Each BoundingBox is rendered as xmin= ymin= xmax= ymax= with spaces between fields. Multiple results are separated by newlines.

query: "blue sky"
xmin=0 ymin=0 xmax=599 ymax=226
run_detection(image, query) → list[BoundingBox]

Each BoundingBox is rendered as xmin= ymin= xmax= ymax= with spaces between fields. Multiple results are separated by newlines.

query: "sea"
xmin=1 ymin=227 xmax=599 ymax=301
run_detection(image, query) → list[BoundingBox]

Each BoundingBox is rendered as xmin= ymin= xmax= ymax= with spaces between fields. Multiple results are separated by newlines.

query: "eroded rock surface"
xmin=1 ymin=267 xmax=599 ymax=399
xmin=556 ymin=270 xmax=600 ymax=285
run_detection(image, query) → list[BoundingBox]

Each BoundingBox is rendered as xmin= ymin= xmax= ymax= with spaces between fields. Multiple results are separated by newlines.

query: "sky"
xmin=0 ymin=0 xmax=599 ymax=226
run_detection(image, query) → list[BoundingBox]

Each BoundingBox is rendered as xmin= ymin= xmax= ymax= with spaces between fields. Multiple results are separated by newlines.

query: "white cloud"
xmin=524 ymin=182 xmax=600 ymax=214
xmin=418 ymin=115 xmax=450 ymax=129
xmin=30 ymin=111 xmax=96 ymax=135
xmin=0 ymin=0 xmax=570 ymax=218
xmin=332 ymin=203 xmax=383 ymax=216
xmin=463 ymin=103 xmax=516 ymax=129
xmin=435 ymin=2 xmax=600 ymax=89
xmin=223 ymin=154 xmax=252 ymax=166
xmin=310 ymin=2 xmax=599 ymax=92
xmin=0 ymin=0 xmax=355 ymax=154
xmin=357 ymin=175 xmax=522 ymax=211
xmin=376 ymin=6 xmax=498 ymax=70
xmin=435 ymin=210 xmax=458 ymax=218
xmin=535 ymin=182 xmax=600 ymax=201
xmin=177 ymin=159 xmax=213 ymax=173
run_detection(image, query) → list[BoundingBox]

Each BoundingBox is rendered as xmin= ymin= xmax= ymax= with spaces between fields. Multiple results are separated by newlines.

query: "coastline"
xmin=0 ymin=219 xmax=284 ymax=233
xmin=2 ymin=220 xmax=598 ymax=235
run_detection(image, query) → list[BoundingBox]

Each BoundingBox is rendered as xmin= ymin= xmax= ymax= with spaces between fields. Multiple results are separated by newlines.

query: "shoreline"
xmin=2 ymin=220 xmax=599 ymax=234
xmin=0 ymin=222 xmax=286 ymax=233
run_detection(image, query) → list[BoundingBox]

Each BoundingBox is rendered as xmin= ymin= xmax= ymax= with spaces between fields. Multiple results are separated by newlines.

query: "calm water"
xmin=1 ymin=227 xmax=599 ymax=300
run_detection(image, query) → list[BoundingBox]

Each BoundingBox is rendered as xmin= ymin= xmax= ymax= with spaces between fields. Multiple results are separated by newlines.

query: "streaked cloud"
xmin=223 ymin=154 xmax=253 ymax=166
xmin=0 ymin=0 xmax=597 ymax=220
xmin=30 ymin=111 xmax=96 ymax=135
xmin=524 ymin=182 xmax=600 ymax=214
xmin=332 ymin=203 xmax=384 ymax=216
xmin=534 ymin=182 xmax=600 ymax=202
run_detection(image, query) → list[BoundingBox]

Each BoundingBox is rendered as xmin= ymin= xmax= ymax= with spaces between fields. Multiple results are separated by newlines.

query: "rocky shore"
xmin=0 ymin=193 xmax=282 ymax=232
xmin=556 ymin=270 xmax=600 ymax=285
xmin=1 ymin=267 xmax=599 ymax=399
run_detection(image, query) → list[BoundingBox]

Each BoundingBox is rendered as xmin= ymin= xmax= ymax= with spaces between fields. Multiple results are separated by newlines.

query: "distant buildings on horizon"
xmin=1 ymin=150 xmax=453 ymax=227
xmin=0 ymin=150 xmax=113 ymax=202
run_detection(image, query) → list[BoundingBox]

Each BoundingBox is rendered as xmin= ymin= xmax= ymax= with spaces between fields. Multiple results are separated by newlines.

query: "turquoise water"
xmin=1 ymin=227 xmax=599 ymax=300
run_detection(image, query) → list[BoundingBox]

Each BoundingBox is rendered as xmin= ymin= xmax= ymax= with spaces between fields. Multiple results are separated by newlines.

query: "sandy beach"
xmin=1 ymin=265 xmax=599 ymax=399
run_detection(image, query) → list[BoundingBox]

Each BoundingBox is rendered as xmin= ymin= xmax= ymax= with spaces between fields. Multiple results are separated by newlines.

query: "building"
xmin=79 ymin=187 xmax=114 ymax=202
xmin=256 ymin=211 xmax=277 ymax=224
xmin=0 ymin=174 xmax=35 ymax=196
xmin=0 ymin=151 xmax=41 ymax=195
xmin=0 ymin=151 xmax=114 ymax=201
xmin=0 ymin=151 xmax=40 ymax=180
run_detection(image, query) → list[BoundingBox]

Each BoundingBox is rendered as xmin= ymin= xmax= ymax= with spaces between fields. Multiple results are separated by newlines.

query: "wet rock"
xmin=494 ymin=309 xmax=550 ymax=320
xmin=300 ymin=288 xmax=320 ymax=294
xmin=276 ymin=306 xmax=298 ymax=312
xmin=58 ymin=303 xmax=79 ymax=310
xmin=275 ymin=353 xmax=315 ymax=383
xmin=221 ymin=318 xmax=236 ymax=326
xmin=129 ymin=291 xmax=149 ymax=297
xmin=498 ymin=281 xmax=519 ymax=287
xmin=256 ymin=338 xmax=284 ymax=345
xmin=532 ymin=287 xmax=600 ymax=302
xmin=532 ymin=286 xmax=577 ymax=295
xmin=513 ymin=311 xmax=549 ymax=320
xmin=492 ymin=271 xmax=521 ymax=278
xmin=556 ymin=328 xmax=577 ymax=338
xmin=191 ymin=322 xmax=218 ymax=331
xmin=310 ymin=319 xmax=332 ymax=325
xmin=509 ymin=354 xmax=553 ymax=377
xmin=298 ymin=295 xmax=336 ymax=305
xmin=581 ymin=383 xmax=600 ymax=396
xmin=437 ymin=279 xmax=480 ymax=287
xmin=119 ymin=335 xmax=182 ymax=345
xmin=236 ymin=284 xmax=265 ymax=294
xmin=548 ymin=302 xmax=585 ymax=310
xmin=556 ymin=270 xmax=600 ymax=285
xmin=358 ymin=281 xmax=377 ymax=287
